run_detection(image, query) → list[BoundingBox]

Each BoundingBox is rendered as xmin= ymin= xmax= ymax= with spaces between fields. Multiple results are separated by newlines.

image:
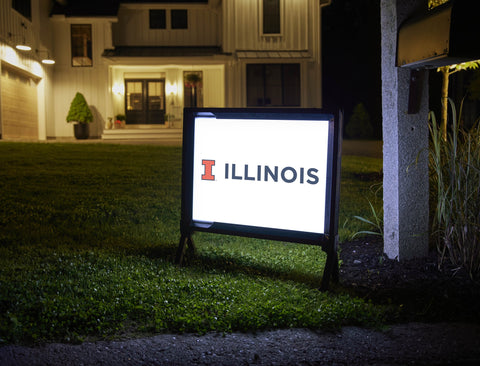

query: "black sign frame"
xmin=177 ymin=108 xmax=342 ymax=289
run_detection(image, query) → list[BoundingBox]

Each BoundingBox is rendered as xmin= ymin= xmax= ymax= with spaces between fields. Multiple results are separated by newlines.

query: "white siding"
xmin=222 ymin=0 xmax=323 ymax=108
xmin=113 ymin=6 xmax=220 ymax=46
xmin=223 ymin=0 xmax=311 ymax=52
xmin=203 ymin=66 xmax=225 ymax=107
xmin=51 ymin=19 xmax=111 ymax=137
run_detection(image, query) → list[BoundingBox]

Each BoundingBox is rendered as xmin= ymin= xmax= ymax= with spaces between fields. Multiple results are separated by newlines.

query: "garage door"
xmin=1 ymin=65 xmax=38 ymax=140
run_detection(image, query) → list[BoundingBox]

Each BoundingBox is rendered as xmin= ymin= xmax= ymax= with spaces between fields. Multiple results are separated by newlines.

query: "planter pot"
xmin=74 ymin=123 xmax=89 ymax=140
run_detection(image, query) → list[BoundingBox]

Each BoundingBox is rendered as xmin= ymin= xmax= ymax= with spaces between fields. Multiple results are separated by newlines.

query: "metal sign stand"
xmin=320 ymin=238 xmax=339 ymax=290
xmin=320 ymin=110 xmax=343 ymax=290
xmin=176 ymin=231 xmax=195 ymax=265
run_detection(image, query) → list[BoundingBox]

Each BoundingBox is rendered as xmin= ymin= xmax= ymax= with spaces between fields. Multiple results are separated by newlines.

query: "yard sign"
xmin=177 ymin=108 xmax=342 ymax=289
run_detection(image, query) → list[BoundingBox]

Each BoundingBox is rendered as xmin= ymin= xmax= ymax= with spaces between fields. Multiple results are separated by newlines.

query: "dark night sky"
xmin=322 ymin=0 xmax=382 ymax=139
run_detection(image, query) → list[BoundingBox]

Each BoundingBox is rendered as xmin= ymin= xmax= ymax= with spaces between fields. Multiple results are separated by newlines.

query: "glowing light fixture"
xmin=41 ymin=54 xmax=55 ymax=64
xmin=36 ymin=49 xmax=55 ymax=65
xmin=112 ymin=83 xmax=125 ymax=95
xmin=15 ymin=42 xmax=31 ymax=51
xmin=10 ymin=23 xmax=31 ymax=51
xmin=166 ymin=82 xmax=178 ymax=95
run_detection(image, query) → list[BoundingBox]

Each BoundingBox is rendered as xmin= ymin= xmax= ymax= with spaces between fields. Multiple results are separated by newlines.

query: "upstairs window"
xmin=71 ymin=24 xmax=92 ymax=67
xmin=171 ymin=9 xmax=188 ymax=29
xmin=262 ymin=0 xmax=281 ymax=34
xmin=12 ymin=0 xmax=31 ymax=20
xmin=149 ymin=9 xmax=166 ymax=29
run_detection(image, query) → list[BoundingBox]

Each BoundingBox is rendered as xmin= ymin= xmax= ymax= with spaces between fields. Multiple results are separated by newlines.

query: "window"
xmin=149 ymin=9 xmax=166 ymax=29
xmin=71 ymin=25 xmax=92 ymax=67
xmin=171 ymin=9 xmax=188 ymax=29
xmin=263 ymin=0 xmax=281 ymax=34
xmin=247 ymin=64 xmax=300 ymax=107
xmin=12 ymin=0 xmax=31 ymax=20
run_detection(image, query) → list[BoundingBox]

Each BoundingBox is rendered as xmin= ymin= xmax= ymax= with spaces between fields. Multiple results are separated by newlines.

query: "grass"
xmin=0 ymin=142 xmax=384 ymax=344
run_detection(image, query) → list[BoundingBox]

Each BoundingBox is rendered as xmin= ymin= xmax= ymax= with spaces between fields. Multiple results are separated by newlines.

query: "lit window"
xmin=71 ymin=24 xmax=92 ymax=67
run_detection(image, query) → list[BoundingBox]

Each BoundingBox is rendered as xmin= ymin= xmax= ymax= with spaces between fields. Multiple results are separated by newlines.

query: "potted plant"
xmin=66 ymin=92 xmax=93 ymax=139
xmin=115 ymin=114 xmax=126 ymax=128
xmin=184 ymin=73 xmax=202 ymax=107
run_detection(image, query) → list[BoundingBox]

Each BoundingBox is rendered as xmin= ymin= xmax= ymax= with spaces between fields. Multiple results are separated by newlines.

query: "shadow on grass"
xmin=183 ymin=249 xmax=323 ymax=289
xmin=118 ymin=240 xmax=325 ymax=289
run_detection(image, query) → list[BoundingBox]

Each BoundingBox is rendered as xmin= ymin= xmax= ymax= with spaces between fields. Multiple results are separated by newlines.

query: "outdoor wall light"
xmin=9 ymin=23 xmax=31 ymax=51
xmin=8 ymin=32 xmax=31 ymax=51
xmin=112 ymin=83 xmax=124 ymax=95
xmin=166 ymin=82 xmax=178 ymax=95
xmin=37 ymin=49 xmax=55 ymax=65
xmin=16 ymin=42 xmax=31 ymax=51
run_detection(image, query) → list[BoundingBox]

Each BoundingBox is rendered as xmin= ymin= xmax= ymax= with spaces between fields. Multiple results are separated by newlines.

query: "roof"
xmin=50 ymin=0 xmax=208 ymax=17
xmin=236 ymin=50 xmax=312 ymax=59
xmin=50 ymin=0 xmax=120 ymax=17
xmin=102 ymin=46 xmax=227 ymax=58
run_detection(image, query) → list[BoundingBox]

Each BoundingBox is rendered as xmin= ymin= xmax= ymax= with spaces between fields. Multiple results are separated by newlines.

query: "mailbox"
xmin=397 ymin=0 xmax=480 ymax=68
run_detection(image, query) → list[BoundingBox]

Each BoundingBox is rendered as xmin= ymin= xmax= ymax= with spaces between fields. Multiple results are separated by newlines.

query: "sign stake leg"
xmin=176 ymin=234 xmax=195 ymax=265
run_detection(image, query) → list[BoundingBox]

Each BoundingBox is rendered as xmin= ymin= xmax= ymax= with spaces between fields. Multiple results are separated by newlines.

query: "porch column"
xmin=381 ymin=0 xmax=429 ymax=260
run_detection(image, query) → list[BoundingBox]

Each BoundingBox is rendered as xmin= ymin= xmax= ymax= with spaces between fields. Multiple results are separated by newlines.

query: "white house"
xmin=0 ymin=0 xmax=331 ymax=141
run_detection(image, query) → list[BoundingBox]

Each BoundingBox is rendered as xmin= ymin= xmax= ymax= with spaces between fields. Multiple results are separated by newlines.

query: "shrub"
xmin=66 ymin=92 xmax=93 ymax=124
xmin=429 ymin=99 xmax=480 ymax=279
xmin=345 ymin=103 xmax=374 ymax=139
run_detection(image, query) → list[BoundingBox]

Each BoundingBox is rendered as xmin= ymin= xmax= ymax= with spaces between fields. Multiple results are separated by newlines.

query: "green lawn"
xmin=0 ymin=142 xmax=384 ymax=344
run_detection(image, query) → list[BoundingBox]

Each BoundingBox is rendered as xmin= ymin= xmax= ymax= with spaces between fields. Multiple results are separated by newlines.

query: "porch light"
xmin=112 ymin=83 xmax=125 ymax=95
xmin=166 ymin=82 xmax=178 ymax=95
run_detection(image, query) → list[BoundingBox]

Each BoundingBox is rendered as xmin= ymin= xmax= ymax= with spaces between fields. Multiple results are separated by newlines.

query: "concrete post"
xmin=381 ymin=0 xmax=429 ymax=260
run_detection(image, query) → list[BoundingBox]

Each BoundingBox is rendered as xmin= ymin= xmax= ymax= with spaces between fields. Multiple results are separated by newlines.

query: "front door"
xmin=125 ymin=79 xmax=166 ymax=124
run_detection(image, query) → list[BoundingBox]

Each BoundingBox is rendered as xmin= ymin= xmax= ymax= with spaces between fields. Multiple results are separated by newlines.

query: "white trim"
xmin=102 ymin=56 xmax=231 ymax=66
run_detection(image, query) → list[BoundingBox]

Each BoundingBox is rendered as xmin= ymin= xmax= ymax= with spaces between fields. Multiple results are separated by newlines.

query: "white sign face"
xmin=192 ymin=117 xmax=330 ymax=234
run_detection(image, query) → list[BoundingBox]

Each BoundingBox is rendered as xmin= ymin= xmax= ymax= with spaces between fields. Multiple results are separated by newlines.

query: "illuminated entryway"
xmin=125 ymin=79 xmax=166 ymax=124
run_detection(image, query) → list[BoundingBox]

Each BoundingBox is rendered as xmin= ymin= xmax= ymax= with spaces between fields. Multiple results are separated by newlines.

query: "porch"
xmin=102 ymin=124 xmax=182 ymax=144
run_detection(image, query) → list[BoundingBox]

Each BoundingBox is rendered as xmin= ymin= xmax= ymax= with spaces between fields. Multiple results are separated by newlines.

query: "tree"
xmin=437 ymin=61 xmax=480 ymax=140
xmin=345 ymin=103 xmax=373 ymax=139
